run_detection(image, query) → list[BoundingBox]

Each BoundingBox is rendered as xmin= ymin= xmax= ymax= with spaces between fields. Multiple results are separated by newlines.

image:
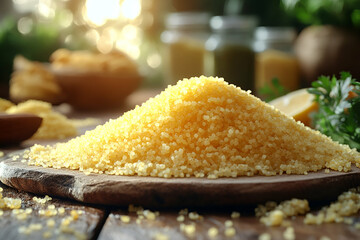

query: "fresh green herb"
xmin=308 ymin=72 xmax=360 ymax=151
xmin=258 ymin=77 xmax=289 ymax=102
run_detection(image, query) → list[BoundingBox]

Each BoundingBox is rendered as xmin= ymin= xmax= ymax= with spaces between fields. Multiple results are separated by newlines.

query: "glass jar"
xmin=161 ymin=12 xmax=210 ymax=86
xmin=205 ymin=16 xmax=258 ymax=91
xmin=254 ymin=27 xmax=299 ymax=95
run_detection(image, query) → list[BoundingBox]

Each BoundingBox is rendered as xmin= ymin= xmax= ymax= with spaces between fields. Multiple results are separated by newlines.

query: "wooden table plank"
xmin=98 ymin=207 xmax=360 ymax=240
xmin=0 ymin=182 xmax=107 ymax=240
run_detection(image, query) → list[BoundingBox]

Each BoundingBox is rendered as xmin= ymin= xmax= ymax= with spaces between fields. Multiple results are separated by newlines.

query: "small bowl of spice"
xmin=49 ymin=49 xmax=142 ymax=110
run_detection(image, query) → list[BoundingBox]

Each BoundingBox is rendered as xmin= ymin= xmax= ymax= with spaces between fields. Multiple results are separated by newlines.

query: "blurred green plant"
xmin=308 ymin=72 xmax=360 ymax=150
xmin=258 ymin=78 xmax=290 ymax=102
xmin=282 ymin=0 xmax=360 ymax=29
xmin=0 ymin=18 xmax=61 ymax=83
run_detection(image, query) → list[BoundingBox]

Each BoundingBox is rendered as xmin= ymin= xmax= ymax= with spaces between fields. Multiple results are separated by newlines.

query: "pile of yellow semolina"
xmin=28 ymin=76 xmax=360 ymax=178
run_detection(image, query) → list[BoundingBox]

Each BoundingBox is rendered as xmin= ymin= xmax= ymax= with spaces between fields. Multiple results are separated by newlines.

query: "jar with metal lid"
xmin=205 ymin=15 xmax=258 ymax=91
xmin=161 ymin=12 xmax=210 ymax=85
xmin=254 ymin=27 xmax=299 ymax=95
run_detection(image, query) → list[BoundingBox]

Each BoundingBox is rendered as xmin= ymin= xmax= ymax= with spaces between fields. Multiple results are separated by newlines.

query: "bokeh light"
xmin=121 ymin=0 xmax=142 ymax=20
xmin=17 ymin=17 xmax=33 ymax=34
xmin=84 ymin=0 xmax=121 ymax=27
xmin=37 ymin=0 xmax=56 ymax=19
xmin=147 ymin=53 xmax=161 ymax=69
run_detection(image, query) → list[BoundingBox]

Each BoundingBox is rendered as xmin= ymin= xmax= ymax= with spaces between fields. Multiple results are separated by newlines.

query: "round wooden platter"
xmin=0 ymin=150 xmax=360 ymax=208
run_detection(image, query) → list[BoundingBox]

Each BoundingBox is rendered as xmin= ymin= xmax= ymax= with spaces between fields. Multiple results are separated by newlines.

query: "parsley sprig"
xmin=308 ymin=72 xmax=360 ymax=151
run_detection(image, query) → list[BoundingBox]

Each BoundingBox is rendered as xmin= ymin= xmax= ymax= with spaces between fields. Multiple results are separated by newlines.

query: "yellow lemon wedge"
xmin=268 ymin=88 xmax=318 ymax=127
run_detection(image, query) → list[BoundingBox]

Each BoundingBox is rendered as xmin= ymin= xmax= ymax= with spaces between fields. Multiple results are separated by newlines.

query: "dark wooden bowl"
xmin=51 ymin=68 xmax=142 ymax=110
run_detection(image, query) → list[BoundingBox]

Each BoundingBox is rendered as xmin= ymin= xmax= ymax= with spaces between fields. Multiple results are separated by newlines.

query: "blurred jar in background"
xmin=161 ymin=12 xmax=210 ymax=86
xmin=254 ymin=27 xmax=299 ymax=95
xmin=205 ymin=16 xmax=258 ymax=92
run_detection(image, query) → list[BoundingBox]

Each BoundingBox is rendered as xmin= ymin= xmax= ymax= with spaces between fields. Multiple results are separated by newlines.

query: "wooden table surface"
xmin=1 ymin=89 xmax=360 ymax=240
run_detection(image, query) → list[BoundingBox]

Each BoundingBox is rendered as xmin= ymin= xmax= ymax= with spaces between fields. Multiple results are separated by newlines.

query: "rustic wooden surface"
xmin=0 ymin=89 xmax=360 ymax=239
xmin=98 ymin=209 xmax=360 ymax=240
xmin=0 ymin=181 xmax=107 ymax=240
xmin=1 ymin=152 xmax=360 ymax=208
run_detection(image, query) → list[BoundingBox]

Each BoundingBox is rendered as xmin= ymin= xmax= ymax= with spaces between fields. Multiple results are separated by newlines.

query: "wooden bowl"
xmin=51 ymin=69 xmax=142 ymax=110
xmin=0 ymin=113 xmax=42 ymax=145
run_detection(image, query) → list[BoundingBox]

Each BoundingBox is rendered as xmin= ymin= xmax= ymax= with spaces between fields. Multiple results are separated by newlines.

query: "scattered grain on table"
xmin=256 ymin=199 xmax=310 ymax=226
xmin=304 ymin=187 xmax=360 ymax=225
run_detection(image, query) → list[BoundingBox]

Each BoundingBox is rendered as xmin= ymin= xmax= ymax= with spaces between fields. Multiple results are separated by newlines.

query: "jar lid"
xmin=165 ymin=12 xmax=210 ymax=30
xmin=255 ymin=27 xmax=297 ymax=42
xmin=210 ymin=16 xmax=258 ymax=32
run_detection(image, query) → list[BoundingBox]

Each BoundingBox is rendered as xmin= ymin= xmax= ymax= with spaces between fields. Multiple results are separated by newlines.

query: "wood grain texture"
xmin=98 ymin=209 xmax=360 ymax=240
xmin=1 ymin=150 xmax=360 ymax=208
xmin=0 ymin=182 xmax=107 ymax=240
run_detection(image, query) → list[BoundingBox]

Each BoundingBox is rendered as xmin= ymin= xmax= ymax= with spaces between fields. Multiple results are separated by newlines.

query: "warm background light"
xmin=84 ymin=0 xmax=121 ymax=27
xmin=9 ymin=0 xmax=163 ymax=87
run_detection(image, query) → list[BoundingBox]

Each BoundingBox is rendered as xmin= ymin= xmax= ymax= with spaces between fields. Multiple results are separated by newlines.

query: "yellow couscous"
xmin=6 ymin=100 xmax=77 ymax=140
xmin=27 ymin=76 xmax=360 ymax=178
xmin=0 ymin=98 xmax=14 ymax=112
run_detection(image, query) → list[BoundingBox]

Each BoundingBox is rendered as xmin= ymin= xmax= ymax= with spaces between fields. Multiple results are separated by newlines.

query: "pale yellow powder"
xmin=0 ymin=98 xmax=14 ymax=112
xmin=28 ymin=76 xmax=360 ymax=178
xmin=6 ymin=100 xmax=77 ymax=140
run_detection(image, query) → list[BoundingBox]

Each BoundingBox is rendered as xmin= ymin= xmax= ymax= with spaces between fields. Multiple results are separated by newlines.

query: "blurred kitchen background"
xmin=0 ymin=0 xmax=359 ymax=104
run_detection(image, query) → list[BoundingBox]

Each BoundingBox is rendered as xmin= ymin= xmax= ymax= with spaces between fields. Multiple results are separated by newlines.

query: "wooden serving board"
xmin=1 ymin=150 xmax=360 ymax=208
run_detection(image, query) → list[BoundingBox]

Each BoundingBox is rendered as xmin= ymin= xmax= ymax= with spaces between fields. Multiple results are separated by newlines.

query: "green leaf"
xmin=308 ymin=71 xmax=360 ymax=151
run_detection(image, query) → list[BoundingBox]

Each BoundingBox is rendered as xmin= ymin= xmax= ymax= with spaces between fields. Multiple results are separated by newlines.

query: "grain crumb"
xmin=261 ymin=210 xmax=284 ymax=226
xmin=176 ymin=215 xmax=185 ymax=222
xmin=207 ymin=227 xmax=218 ymax=238
xmin=231 ymin=211 xmax=240 ymax=219
xmin=188 ymin=211 xmax=202 ymax=221
xmin=320 ymin=236 xmax=331 ymax=240
xmin=225 ymin=220 xmax=233 ymax=227
xmin=180 ymin=223 xmax=196 ymax=237
xmin=283 ymin=227 xmax=295 ymax=240
xmin=304 ymin=188 xmax=360 ymax=225
xmin=257 ymin=199 xmax=309 ymax=226
xmin=153 ymin=232 xmax=169 ymax=240
xmin=120 ymin=215 xmax=131 ymax=223
xmin=259 ymin=233 xmax=271 ymax=240
xmin=224 ymin=227 xmax=236 ymax=237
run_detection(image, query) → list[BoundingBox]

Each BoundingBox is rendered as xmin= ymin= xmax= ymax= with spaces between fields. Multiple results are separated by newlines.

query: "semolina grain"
xmin=153 ymin=232 xmax=169 ymax=240
xmin=6 ymin=100 xmax=76 ymax=139
xmin=176 ymin=215 xmax=185 ymax=222
xmin=120 ymin=215 xmax=131 ymax=223
xmin=180 ymin=223 xmax=196 ymax=236
xmin=225 ymin=220 xmax=233 ymax=227
xmin=0 ymin=98 xmax=14 ymax=111
xmin=257 ymin=199 xmax=309 ymax=226
xmin=259 ymin=233 xmax=271 ymax=240
xmin=207 ymin=227 xmax=218 ymax=238
xmin=283 ymin=227 xmax=295 ymax=240
xmin=304 ymin=188 xmax=360 ymax=225
xmin=231 ymin=211 xmax=240 ymax=219
xmin=224 ymin=227 xmax=236 ymax=237
xmin=188 ymin=211 xmax=202 ymax=221
xmin=27 ymin=76 xmax=360 ymax=177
